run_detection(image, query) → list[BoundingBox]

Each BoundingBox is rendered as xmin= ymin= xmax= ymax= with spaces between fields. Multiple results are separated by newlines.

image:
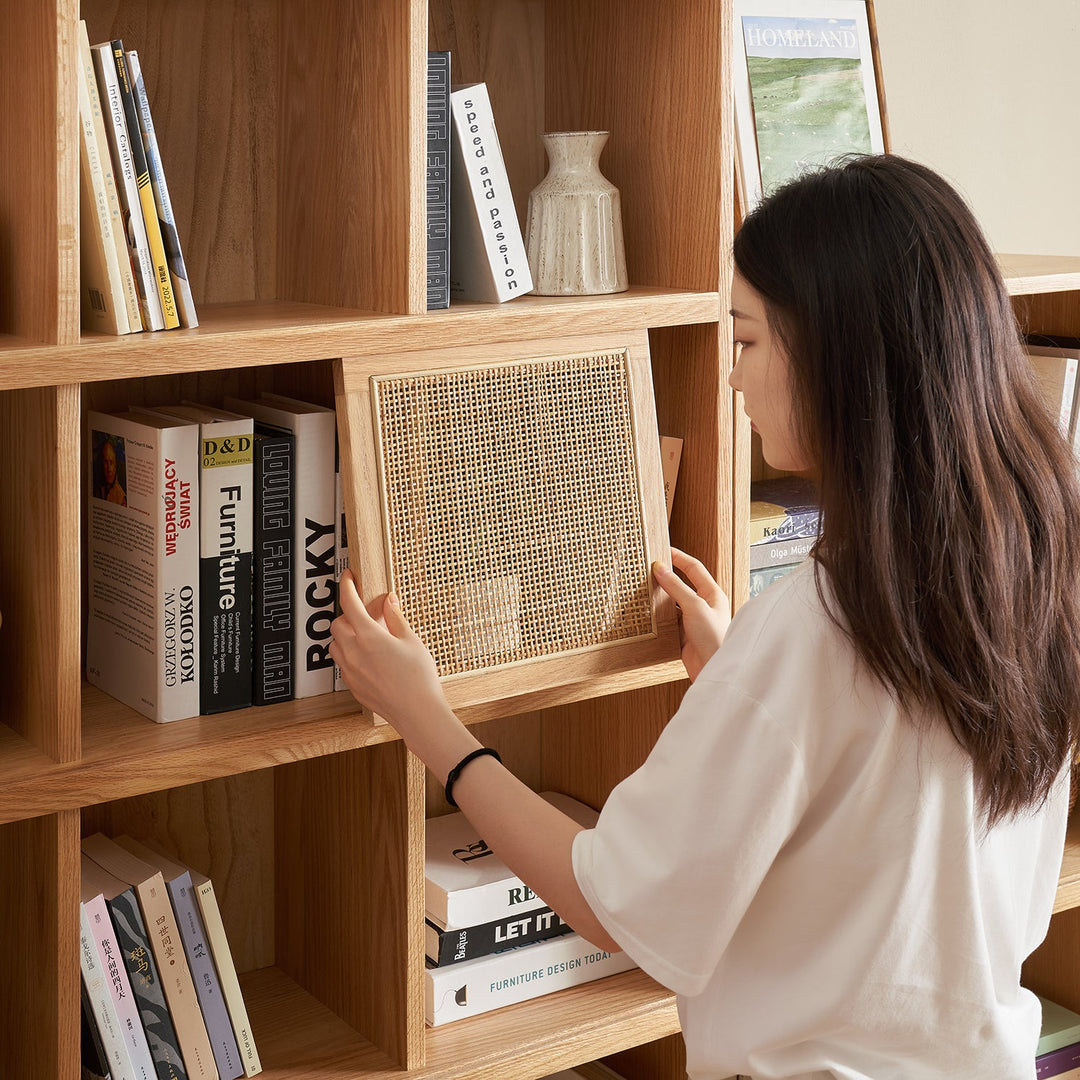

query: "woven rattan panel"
xmin=371 ymin=350 xmax=654 ymax=677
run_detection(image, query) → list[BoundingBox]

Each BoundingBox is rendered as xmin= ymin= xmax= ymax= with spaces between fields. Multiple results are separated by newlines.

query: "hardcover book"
xmin=86 ymin=411 xmax=200 ymax=723
xmin=82 ymin=834 xmax=218 ymax=1080
xmin=426 ymin=792 xmax=598 ymax=928
xmin=90 ymin=39 xmax=165 ymax=331
xmin=660 ymin=435 xmax=683 ymax=523
xmin=1038 ymin=1042 xmax=1080 ymax=1079
xmin=140 ymin=404 xmax=254 ymax=713
xmin=82 ymin=855 xmax=189 ymax=1080
xmin=116 ymin=838 xmax=244 ymax=1080
xmin=1041 ymin=996 xmax=1080 ymax=1056
xmin=426 ymin=51 xmax=451 ymax=310
xmin=425 ymin=930 xmax=636 ymax=1026
xmin=448 ymin=82 xmax=532 ymax=303
xmin=224 ymin=394 xmax=337 ymax=698
xmin=253 ymin=425 xmax=295 ymax=705
xmin=126 ymin=49 xmax=199 ymax=328
xmin=81 ymin=856 xmax=158 ymax=1080
xmin=425 ymin=904 xmax=574 ymax=967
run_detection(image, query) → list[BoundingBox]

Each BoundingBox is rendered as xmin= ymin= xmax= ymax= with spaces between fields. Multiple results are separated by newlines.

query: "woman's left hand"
xmin=329 ymin=569 xmax=448 ymax=733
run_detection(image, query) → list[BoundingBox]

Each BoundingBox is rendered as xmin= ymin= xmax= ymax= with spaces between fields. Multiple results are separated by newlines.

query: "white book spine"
xmin=90 ymin=40 xmax=165 ymax=331
xmin=84 ymin=894 xmax=157 ymax=1080
xmin=80 ymin=902 xmax=139 ymax=1080
xmin=127 ymin=49 xmax=200 ymax=329
xmin=78 ymin=20 xmax=141 ymax=332
xmin=86 ymin=413 xmax=200 ymax=722
xmin=433 ymin=878 xmax=547 ymax=931
xmin=425 ymin=932 xmax=636 ymax=1026
xmin=449 ymin=82 xmax=532 ymax=303
xmin=77 ymin=37 xmax=129 ymax=336
xmin=224 ymin=396 xmax=337 ymax=697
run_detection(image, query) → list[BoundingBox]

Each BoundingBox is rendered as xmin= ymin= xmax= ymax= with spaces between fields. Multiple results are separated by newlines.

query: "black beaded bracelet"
xmin=445 ymin=747 xmax=503 ymax=808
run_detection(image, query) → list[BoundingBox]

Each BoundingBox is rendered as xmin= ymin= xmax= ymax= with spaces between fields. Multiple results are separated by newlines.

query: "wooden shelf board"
xmin=0 ymin=289 xmax=721 ymax=391
xmin=999 ymin=254 xmax=1080 ymax=296
xmin=1054 ymin=816 xmax=1080 ymax=913
xmin=0 ymin=660 xmax=686 ymax=824
xmin=241 ymin=964 xmax=678 ymax=1080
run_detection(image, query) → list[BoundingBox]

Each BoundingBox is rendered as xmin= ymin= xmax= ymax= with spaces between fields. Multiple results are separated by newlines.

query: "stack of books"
xmin=748 ymin=474 xmax=821 ymax=597
xmin=424 ymin=792 xmax=636 ymax=1026
xmin=79 ymin=833 xmax=261 ymax=1079
xmin=86 ymin=392 xmax=341 ymax=723
xmin=1038 ymin=995 xmax=1080 ymax=1079
xmin=77 ymin=19 xmax=197 ymax=335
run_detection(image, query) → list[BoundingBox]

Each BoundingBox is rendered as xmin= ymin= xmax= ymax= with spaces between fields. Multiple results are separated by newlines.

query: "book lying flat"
xmin=426 ymin=930 xmax=636 ymax=1026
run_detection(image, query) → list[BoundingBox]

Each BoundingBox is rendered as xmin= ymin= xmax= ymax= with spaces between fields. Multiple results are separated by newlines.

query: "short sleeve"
xmin=572 ymin=675 xmax=809 ymax=997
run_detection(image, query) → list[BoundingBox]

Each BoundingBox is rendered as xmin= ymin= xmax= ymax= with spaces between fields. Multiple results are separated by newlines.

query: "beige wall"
xmin=873 ymin=0 xmax=1080 ymax=257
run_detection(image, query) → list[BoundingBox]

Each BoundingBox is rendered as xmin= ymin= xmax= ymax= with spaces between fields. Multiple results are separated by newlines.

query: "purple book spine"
xmin=1038 ymin=1040 xmax=1080 ymax=1078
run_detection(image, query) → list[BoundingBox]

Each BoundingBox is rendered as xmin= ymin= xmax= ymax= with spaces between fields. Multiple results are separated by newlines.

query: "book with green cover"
xmin=1039 ymin=995 xmax=1080 ymax=1056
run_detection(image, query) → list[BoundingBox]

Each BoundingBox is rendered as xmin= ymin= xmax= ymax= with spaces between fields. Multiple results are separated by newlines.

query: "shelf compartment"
xmin=81 ymin=743 xmax=425 ymax=1069
xmin=1000 ymin=254 xmax=1080 ymax=296
xmin=1054 ymin=817 xmax=1080 ymax=914
xmin=238 ymin=963 xmax=678 ymax=1080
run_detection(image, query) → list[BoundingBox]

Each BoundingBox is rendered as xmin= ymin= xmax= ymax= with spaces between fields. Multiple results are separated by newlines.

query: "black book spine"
xmin=426 ymin=51 xmax=451 ymax=310
xmin=106 ymin=888 xmax=188 ymax=1080
xmin=427 ymin=905 xmax=575 ymax=966
xmin=253 ymin=427 xmax=296 ymax=704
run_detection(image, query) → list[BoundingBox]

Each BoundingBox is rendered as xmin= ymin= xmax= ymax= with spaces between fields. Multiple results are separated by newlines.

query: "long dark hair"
xmin=734 ymin=154 xmax=1080 ymax=826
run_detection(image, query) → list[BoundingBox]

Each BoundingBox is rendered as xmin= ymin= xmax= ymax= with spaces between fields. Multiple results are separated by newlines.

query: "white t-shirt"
xmin=572 ymin=559 xmax=1068 ymax=1080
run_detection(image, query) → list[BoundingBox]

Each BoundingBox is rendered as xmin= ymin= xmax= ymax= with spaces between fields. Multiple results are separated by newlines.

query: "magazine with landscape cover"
xmin=732 ymin=0 xmax=885 ymax=208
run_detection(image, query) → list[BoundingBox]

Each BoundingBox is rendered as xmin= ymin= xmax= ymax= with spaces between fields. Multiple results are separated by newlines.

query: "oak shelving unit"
xmin=2 ymin=0 xmax=1077 ymax=1078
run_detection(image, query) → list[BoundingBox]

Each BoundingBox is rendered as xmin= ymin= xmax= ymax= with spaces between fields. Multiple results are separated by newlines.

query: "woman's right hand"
xmin=653 ymin=548 xmax=731 ymax=682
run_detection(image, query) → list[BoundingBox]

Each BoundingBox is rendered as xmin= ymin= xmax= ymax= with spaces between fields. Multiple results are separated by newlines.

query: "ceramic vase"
xmin=525 ymin=131 xmax=629 ymax=296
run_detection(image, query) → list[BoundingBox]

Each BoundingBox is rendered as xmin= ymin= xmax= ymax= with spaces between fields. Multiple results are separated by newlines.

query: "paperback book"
xmin=126 ymin=48 xmax=199 ymax=328
xmin=425 ymin=930 xmax=636 ymax=1026
xmin=86 ymin=411 xmax=200 ymax=723
xmin=448 ymin=81 xmax=532 ymax=303
xmin=749 ymin=474 xmax=820 ymax=546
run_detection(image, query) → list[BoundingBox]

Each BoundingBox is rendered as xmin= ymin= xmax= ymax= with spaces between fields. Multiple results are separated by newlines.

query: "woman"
xmin=330 ymin=155 xmax=1080 ymax=1078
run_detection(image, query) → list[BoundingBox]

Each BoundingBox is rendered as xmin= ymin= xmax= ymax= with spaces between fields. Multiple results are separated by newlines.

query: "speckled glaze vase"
xmin=525 ymin=131 xmax=628 ymax=296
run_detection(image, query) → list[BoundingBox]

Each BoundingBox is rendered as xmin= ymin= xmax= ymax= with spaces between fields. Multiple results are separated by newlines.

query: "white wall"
xmin=873 ymin=0 xmax=1080 ymax=257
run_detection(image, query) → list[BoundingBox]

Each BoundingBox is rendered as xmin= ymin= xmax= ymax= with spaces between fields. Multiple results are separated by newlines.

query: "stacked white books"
xmin=424 ymin=791 xmax=635 ymax=1026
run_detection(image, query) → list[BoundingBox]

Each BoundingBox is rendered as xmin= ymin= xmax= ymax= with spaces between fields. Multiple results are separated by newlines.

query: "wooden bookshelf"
xmin=4 ymin=0 xmax=1074 ymax=1076
xmin=0 ymin=0 xmax=723 ymax=1078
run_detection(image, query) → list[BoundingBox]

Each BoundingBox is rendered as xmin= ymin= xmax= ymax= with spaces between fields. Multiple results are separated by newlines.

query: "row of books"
xmin=78 ymin=20 xmax=197 ymax=336
xmin=87 ymin=393 xmax=341 ymax=723
xmin=426 ymin=52 xmax=533 ymax=308
xmin=80 ymin=833 xmax=260 ymax=1080
xmin=424 ymin=792 xmax=635 ymax=1026
xmin=748 ymin=474 xmax=820 ymax=597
